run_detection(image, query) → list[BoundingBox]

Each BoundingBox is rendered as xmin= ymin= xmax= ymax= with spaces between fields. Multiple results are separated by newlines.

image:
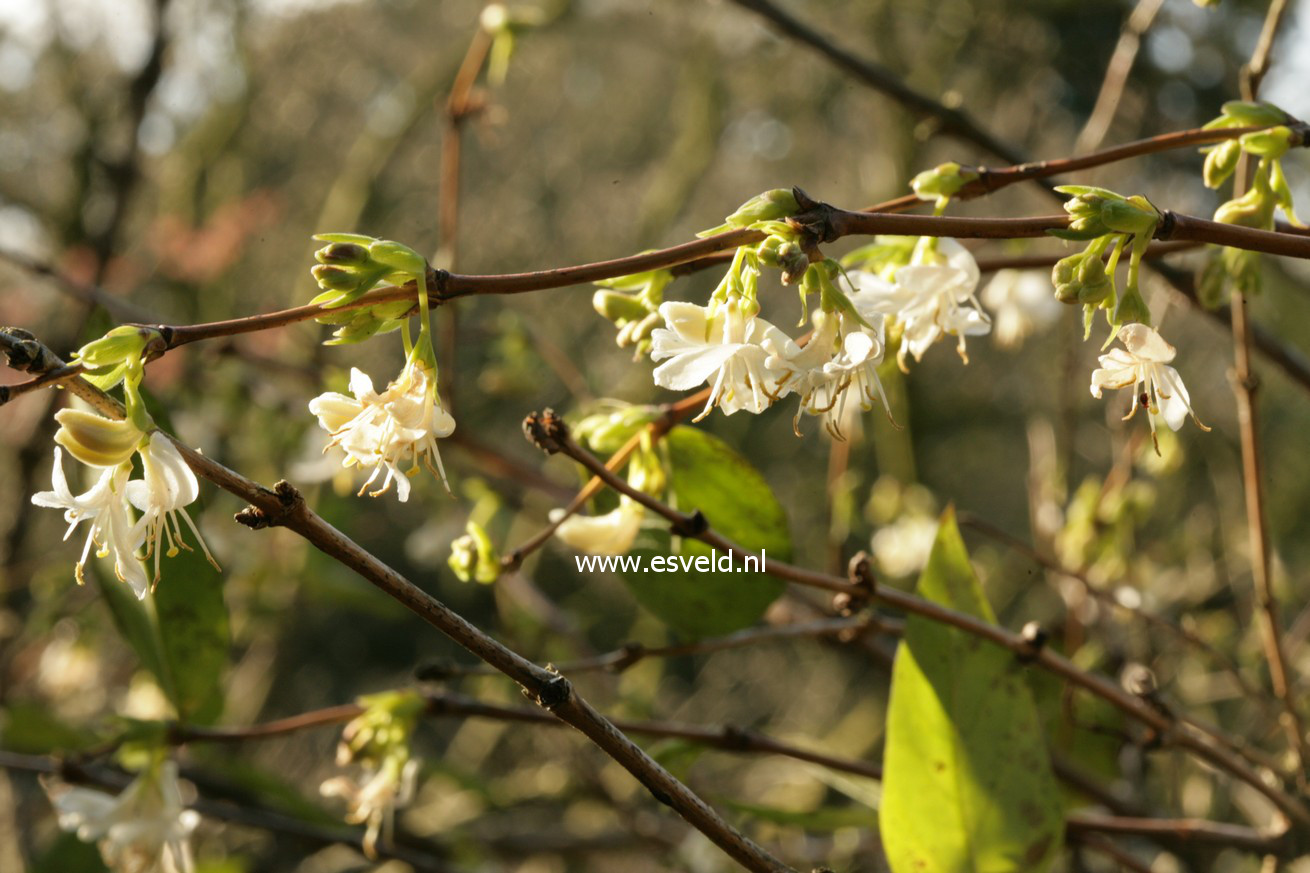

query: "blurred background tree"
xmin=2 ymin=0 xmax=1310 ymax=870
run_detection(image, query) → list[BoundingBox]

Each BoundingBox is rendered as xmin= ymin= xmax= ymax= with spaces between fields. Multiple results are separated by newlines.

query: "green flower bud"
xmin=910 ymin=162 xmax=980 ymax=201
xmin=1112 ymin=285 xmax=1151 ymax=327
xmin=1215 ymin=100 xmax=1289 ymax=128
xmin=1214 ymin=185 xmax=1276 ymax=230
xmin=593 ymin=290 xmax=653 ymax=323
xmin=314 ymin=242 xmax=371 ymax=267
xmin=367 ymin=240 xmax=428 ymax=276
xmin=1239 ymin=125 xmax=1294 ymax=160
xmin=575 ymin=406 xmax=659 ymax=454
xmin=1202 ymin=138 xmax=1242 ymax=189
xmin=75 ymin=326 xmax=160 ymax=369
xmin=1099 ymin=195 xmax=1160 ymax=237
xmin=698 ymin=189 xmax=800 ymax=237
xmin=312 ymin=264 xmax=364 ymax=293
xmin=53 ymin=408 xmax=144 ymax=468
xmin=1052 ymin=254 xmax=1081 ymax=303
xmin=448 ymin=520 xmax=500 ymax=585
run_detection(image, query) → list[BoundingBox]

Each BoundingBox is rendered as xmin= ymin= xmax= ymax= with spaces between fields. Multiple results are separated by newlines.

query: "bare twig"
xmin=0 ymin=336 xmax=797 ymax=873
xmin=1228 ymin=0 xmax=1309 ymax=786
xmin=1073 ymin=0 xmax=1166 ymax=155
xmin=525 ymin=410 xmax=1310 ymax=830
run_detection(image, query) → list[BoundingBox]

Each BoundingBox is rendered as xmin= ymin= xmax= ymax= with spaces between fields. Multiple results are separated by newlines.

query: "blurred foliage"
xmin=2 ymin=0 xmax=1310 ymax=871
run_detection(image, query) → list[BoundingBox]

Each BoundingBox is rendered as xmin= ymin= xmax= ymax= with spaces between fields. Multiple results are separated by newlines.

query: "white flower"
xmin=321 ymin=757 xmax=420 ymax=859
xmin=649 ymin=299 xmax=793 ymax=420
xmin=980 ymin=268 xmax=1062 ymax=348
xmin=44 ymin=760 xmax=200 ymax=873
xmin=852 ymin=238 xmax=990 ymax=367
xmin=1090 ymin=323 xmax=1208 ymax=443
xmin=126 ymin=434 xmax=219 ymax=592
xmin=871 ymin=515 xmax=940 ymax=578
xmin=552 ymin=497 xmax=645 ymax=555
xmin=309 ymin=361 xmax=456 ymax=501
xmin=765 ymin=305 xmax=891 ymax=439
xmin=32 ymin=449 xmax=148 ymax=596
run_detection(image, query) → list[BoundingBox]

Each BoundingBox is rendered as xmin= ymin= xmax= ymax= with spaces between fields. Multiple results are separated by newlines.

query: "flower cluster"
xmin=44 ymin=758 xmax=200 ymax=873
xmin=32 ymin=409 xmax=217 ymax=600
xmin=642 ymin=229 xmax=988 ymax=436
xmin=320 ymin=690 xmax=425 ymax=859
xmin=309 ymin=358 xmax=456 ymax=501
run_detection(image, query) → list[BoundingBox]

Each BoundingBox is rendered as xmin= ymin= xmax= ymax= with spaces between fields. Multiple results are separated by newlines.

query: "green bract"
xmin=309 ymin=233 xmax=430 ymax=309
xmin=696 ymin=188 xmax=800 ymax=238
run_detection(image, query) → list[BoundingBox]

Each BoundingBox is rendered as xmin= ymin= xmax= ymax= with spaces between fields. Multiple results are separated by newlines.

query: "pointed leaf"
xmin=881 ymin=508 xmax=1063 ymax=873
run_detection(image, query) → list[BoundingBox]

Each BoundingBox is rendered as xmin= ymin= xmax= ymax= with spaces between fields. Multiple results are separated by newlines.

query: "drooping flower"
xmin=32 ymin=449 xmax=148 ymax=596
xmin=765 ymin=304 xmax=890 ymax=438
xmin=127 ymin=434 xmax=219 ymax=591
xmin=1090 ymin=323 xmax=1208 ymax=445
xmin=44 ymin=759 xmax=200 ymax=873
xmin=321 ymin=690 xmax=424 ymax=859
xmin=552 ymin=497 xmax=645 ymax=556
xmin=649 ymin=299 xmax=793 ymax=420
xmin=980 ymin=269 xmax=1063 ymax=348
xmin=309 ymin=360 xmax=456 ymax=501
xmin=851 ymin=238 xmax=990 ymax=367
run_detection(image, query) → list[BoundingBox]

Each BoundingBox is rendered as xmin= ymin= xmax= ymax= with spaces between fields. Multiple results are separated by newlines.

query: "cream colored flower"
xmin=980 ymin=268 xmax=1062 ymax=348
xmin=309 ymin=361 xmax=455 ymax=501
xmin=1091 ymin=323 xmax=1207 ymax=444
xmin=127 ymin=434 xmax=219 ymax=590
xmin=321 ymin=756 xmax=420 ymax=859
xmin=552 ymin=498 xmax=645 ymax=555
xmin=649 ymin=299 xmax=793 ymax=420
xmin=44 ymin=760 xmax=200 ymax=873
xmin=32 ymin=449 xmax=147 ymax=596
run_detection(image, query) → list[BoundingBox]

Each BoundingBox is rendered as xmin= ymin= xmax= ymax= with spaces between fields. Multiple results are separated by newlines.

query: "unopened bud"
xmin=315 ymin=242 xmax=371 ymax=267
xmin=910 ymin=162 xmax=980 ymax=202
xmin=54 ymin=408 xmax=144 ymax=468
xmin=1202 ymin=139 xmax=1242 ymax=189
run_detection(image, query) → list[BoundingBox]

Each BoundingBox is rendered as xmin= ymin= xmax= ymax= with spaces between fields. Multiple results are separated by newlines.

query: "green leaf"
xmin=0 ymin=701 xmax=99 ymax=754
xmin=153 ymin=539 xmax=229 ymax=724
xmin=621 ymin=426 xmax=789 ymax=638
xmin=31 ymin=831 xmax=109 ymax=873
xmin=881 ymin=508 xmax=1063 ymax=873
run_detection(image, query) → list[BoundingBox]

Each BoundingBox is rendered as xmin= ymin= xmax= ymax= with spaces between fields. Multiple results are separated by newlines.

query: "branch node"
xmin=1155 ymin=209 xmax=1177 ymax=241
xmin=232 ymin=480 xmax=303 ymax=530
xmin=1016 ymin=620 xmax=1048 ymax=663
xmin=526 ymin=671 xmax=572 ymax=712
xmin=670 ymin=509 xmax=709 ymax=538
xmin=610 ymin=642 xmax=646 ymax=673
xmin=522 ymin=408 xmax=569 ymax=455
xmin=2 ymin=327 xmax=59 ymax=373
xmin=834 ymin=550 xmax=876 ymax=616
xmin=428 ymin=266 xmax=451 ymax=301
xmin=719 ymin=724 xmax=752 ymax=750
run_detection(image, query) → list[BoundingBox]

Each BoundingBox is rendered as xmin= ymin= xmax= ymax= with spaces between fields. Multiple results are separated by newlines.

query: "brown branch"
xmin=724 ymin=0 xmax=1029 ymax=165
xmin=1074 ymin=0 xmax=1165 ymax=155
xmin=525 ymin=410 xmax=1310 ymax=830
xmin=1066 ymin=812 xmax=1287 ymax=855
xmin=1229 ymin=0 xmax=1310 ymax=787
xmin=2 ymin=338 xmax=796 ymax=873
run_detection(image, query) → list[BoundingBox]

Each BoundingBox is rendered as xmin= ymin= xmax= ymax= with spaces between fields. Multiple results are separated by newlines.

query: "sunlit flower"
xmin=852 ymin=238 xmax=990 ymax=367
xmin=552 ymin=497 xmax=645 ymax=555
xmin=870 ymin=514 xmax=940 ymax=578
xmin=44 ymin=759 xmax=200 ymax=873
xmin=309 ymin=360 xmax=456 ymax=501
xmin=649 ymin=299 xmax=793 ymax=420
xmin=765 ymin=306 xmax=890 ymax=438
xmin=1091 ymin=323 xmax=1208 ymax=445
xmin=32 ymin=449 xmax=147 ymax=596
xmin=321 ymin=756 xmax=420 ymax=859
xmin=980 ymin=268 xmax=1062 ymax=348
xmin=126 ymin=434 xmax=219 ymax=591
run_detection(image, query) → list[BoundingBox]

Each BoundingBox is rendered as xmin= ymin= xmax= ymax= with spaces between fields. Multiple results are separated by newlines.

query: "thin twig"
xmin=1229 ymin=0 xmax=1309 ymax=786
xmin=1073 ymin=0 xmax=1166 ymax=155
xmin=0 ymin=335 xmax=797 ymax=873
xmin=525 ymin=411 xmax=1310 ymax=829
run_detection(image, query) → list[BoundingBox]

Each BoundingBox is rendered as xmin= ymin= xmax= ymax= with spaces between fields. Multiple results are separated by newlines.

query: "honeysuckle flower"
xmin=309 ymin=360 xmax=456 ymax=501
xmin=871 ymin=514 xmax=941 ymax=578
xmin=126 ymin=434 xmax=219 ymax=591
xmin=552 ymin=497 xmax=645 ymax=555
xmin=44 ymin=759 xmax=200 ymax=873
xmin=53 ymin=408 xmax=144 ymax=469
xmin=851 ymin=238 xmax=990 ymax=367
xmin=1091 ymin=324 xmax=1208 ymax=445
xmin=765 ymin=305 xmax=890 ymax=438
xmin=649 ymin=299 xmax=793 ymax=420
xmin=32 ymin=449 xmax=148 ymax=596
xmin=321 ymin=756 xmax=420 ymax=859
xmin=980 ymin=269 xmax=1063 ymax=348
